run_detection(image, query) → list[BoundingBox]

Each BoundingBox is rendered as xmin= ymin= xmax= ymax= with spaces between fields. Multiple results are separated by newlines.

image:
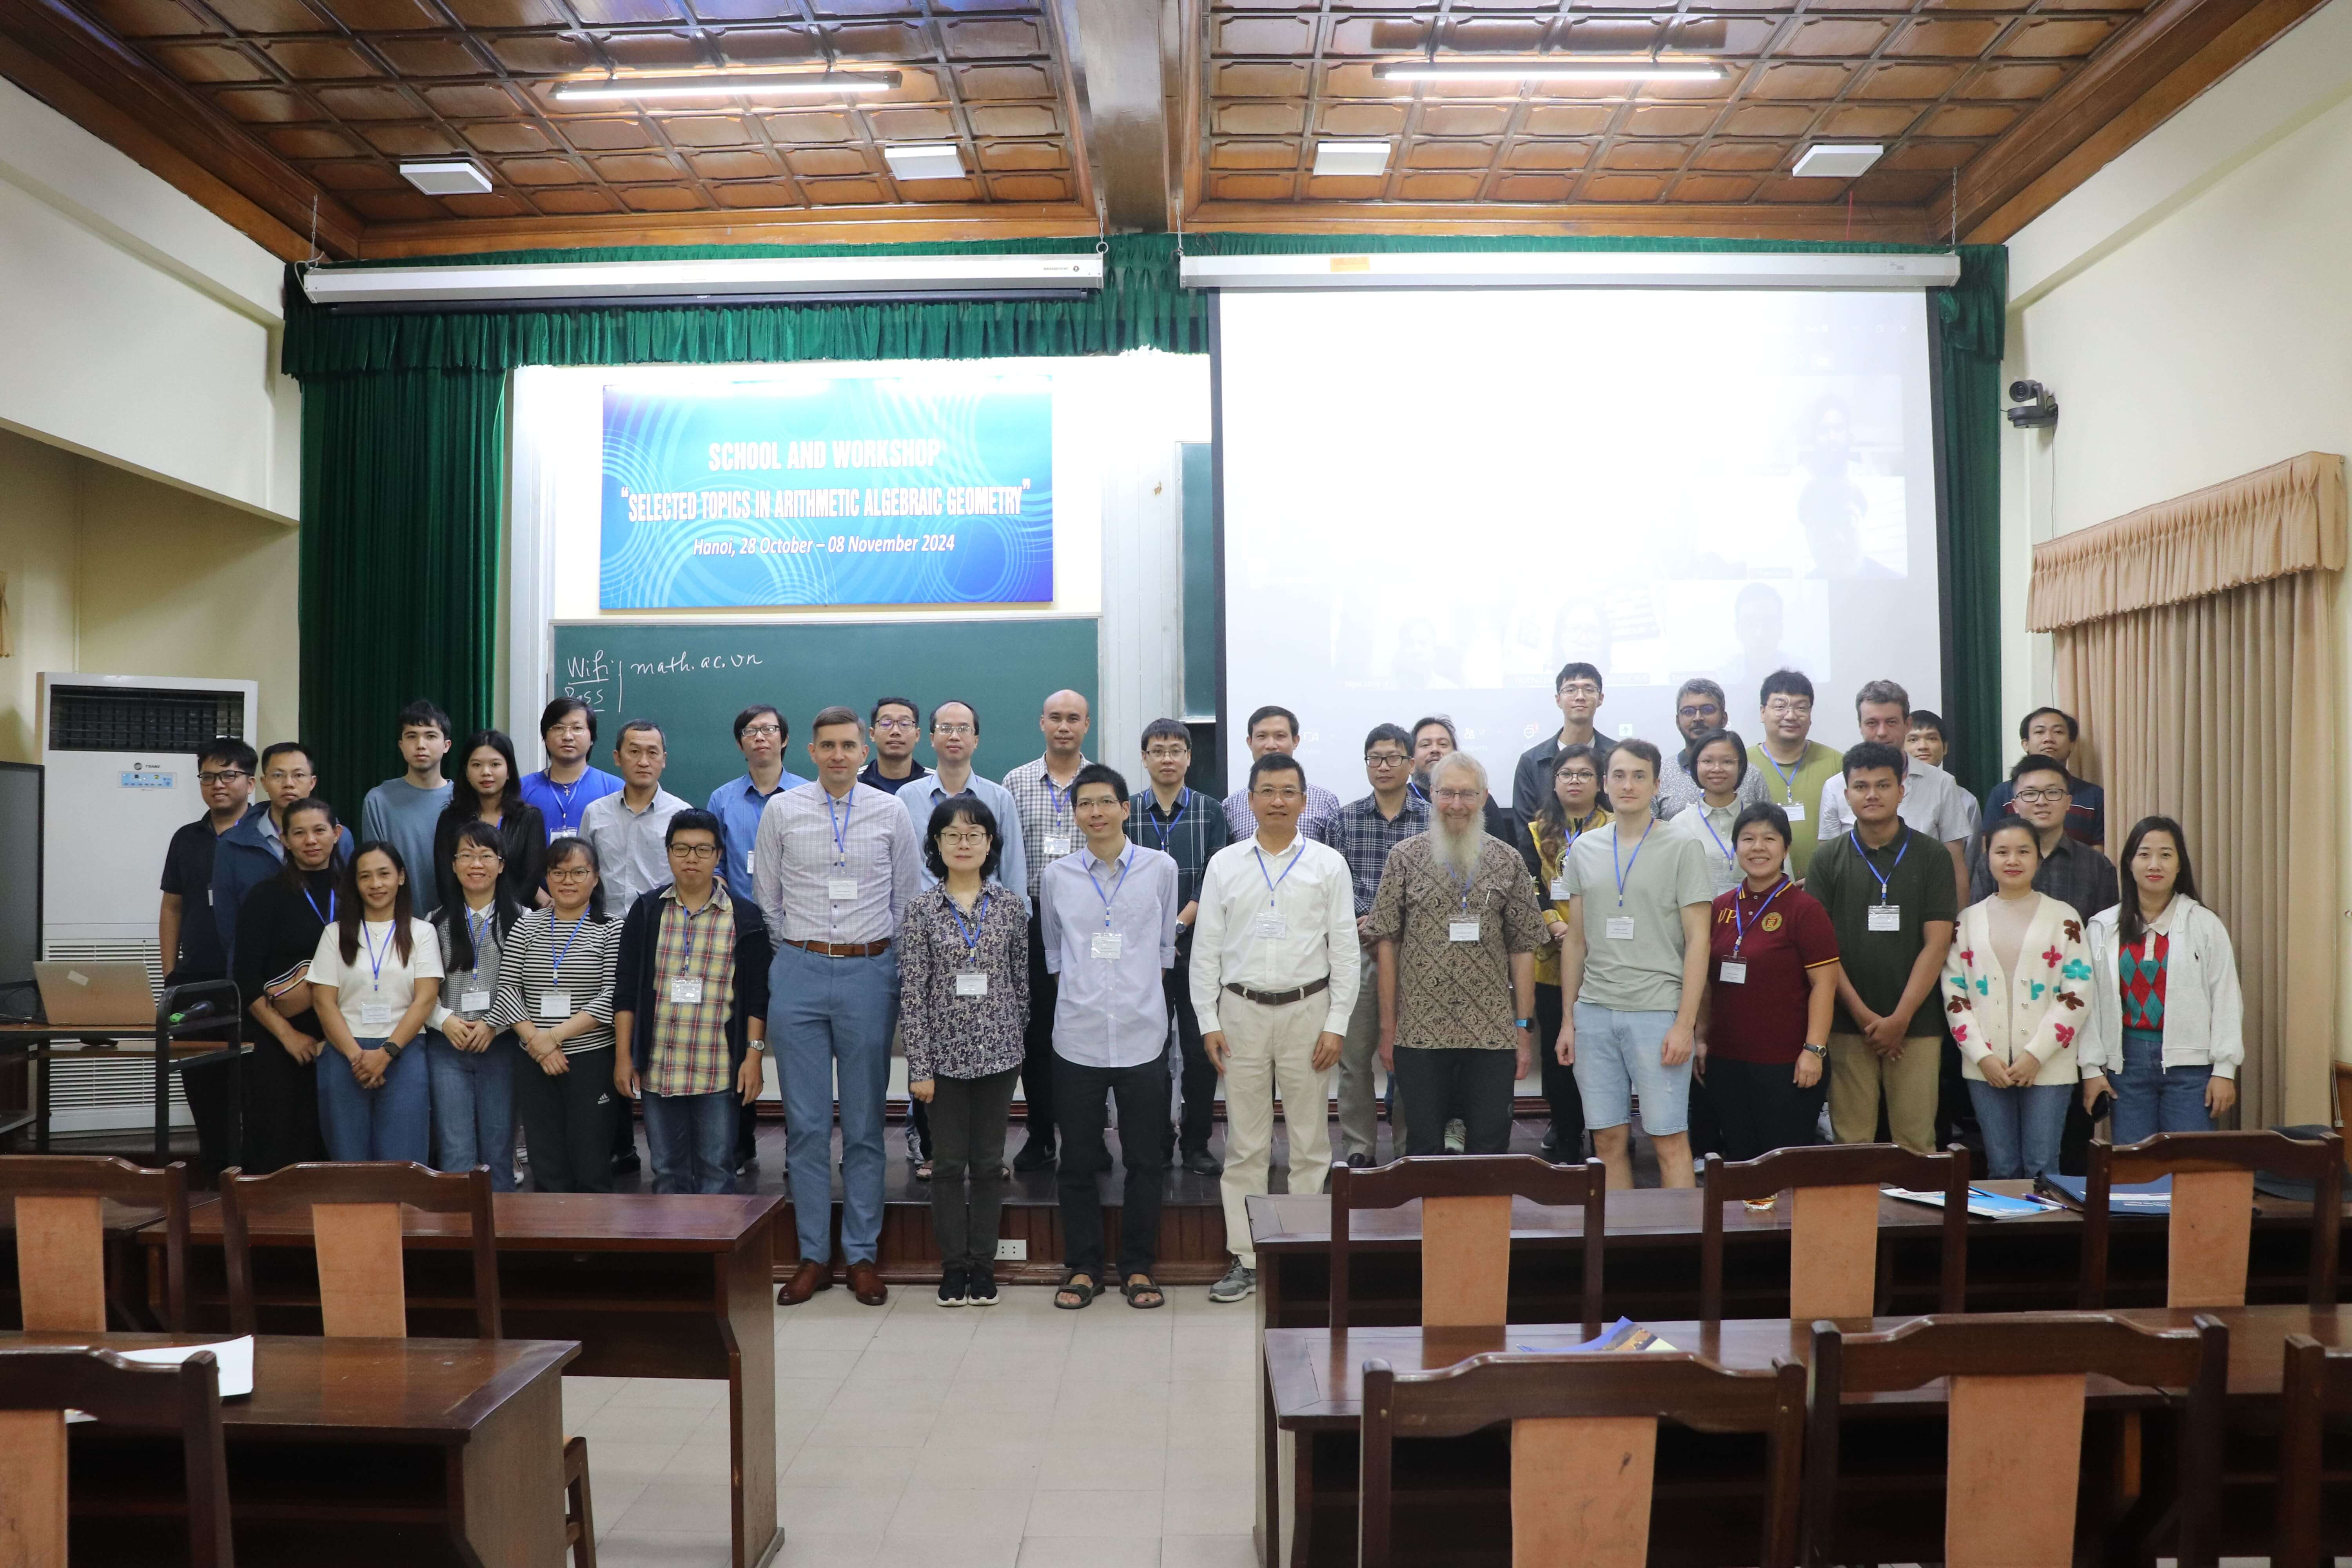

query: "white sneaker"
xmin=1443 ymin=1118 xmax=1467 ymax=1154
xmin=1209 ymin=1260 xmax=1256 ymax=1303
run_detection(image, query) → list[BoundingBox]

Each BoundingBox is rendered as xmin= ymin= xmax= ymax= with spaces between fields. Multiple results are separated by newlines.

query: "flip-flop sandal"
xmin=1121 ymin=1275 xmax=1165 ymax=1310
xmin=1055 ymin=1271 xmax=1099 ymax=1310
xmin=915 ymin=1160 xmax=933 ymax=1181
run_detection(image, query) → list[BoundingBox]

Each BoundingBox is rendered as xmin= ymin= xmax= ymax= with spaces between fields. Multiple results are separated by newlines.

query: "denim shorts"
xmin=1570 ymin=1003 xmax=1691 ymax=1136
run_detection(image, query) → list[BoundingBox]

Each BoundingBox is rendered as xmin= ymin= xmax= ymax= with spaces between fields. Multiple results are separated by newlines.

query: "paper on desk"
xmin=1884 ymin=1185 xmax=2053 ymax=1219
xmin=114 ymin=1336 xmax=255 ymax=1397
xmin=1517 ymin=1318 xmax=1679 ymax=1355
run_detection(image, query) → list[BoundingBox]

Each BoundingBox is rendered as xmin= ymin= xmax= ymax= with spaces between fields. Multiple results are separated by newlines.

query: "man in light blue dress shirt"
xmin=1039 ymin=764 xmax=1180 ymax=1308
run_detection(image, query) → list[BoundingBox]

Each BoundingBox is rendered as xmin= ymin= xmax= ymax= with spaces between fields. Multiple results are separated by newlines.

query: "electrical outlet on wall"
xmin=995 ymin=1239 xmax=1027 ymax=1262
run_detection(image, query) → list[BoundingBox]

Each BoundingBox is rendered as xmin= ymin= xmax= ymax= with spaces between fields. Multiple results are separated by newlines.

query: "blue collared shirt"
xmin=1039 ymin=843 xmax=1180 ymax=1069
xmin=896 ymin=772 xmax=1030 ymax=913
xmin=708 ymin=771 xmax=810 ymax=904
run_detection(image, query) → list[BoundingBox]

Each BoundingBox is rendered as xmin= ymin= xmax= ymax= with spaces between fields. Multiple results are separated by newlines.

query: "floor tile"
xmin=1023 ymin=1487 xmax=1165 ymax=1537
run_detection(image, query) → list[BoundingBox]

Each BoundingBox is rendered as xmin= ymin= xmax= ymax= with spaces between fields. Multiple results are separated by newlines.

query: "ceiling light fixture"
xmin=1792 ymin=143 xmax=1885 ymax=178
xmin=1370 ymin=59 xmax=1726 ymax=83
xmin=397 ymin=160 xmax=493 ymax=196
xmin=1312 ymin=141 xmax=1392 ymax=178
xmin=552 ymin=69 xmax=901 ymax=102
xmin=881 ymin=143 xmax=965 ymax=181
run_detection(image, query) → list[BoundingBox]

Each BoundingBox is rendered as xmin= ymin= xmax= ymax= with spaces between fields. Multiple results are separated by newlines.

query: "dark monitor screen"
xmin=0 ymin=762 xmax=41 ymax=987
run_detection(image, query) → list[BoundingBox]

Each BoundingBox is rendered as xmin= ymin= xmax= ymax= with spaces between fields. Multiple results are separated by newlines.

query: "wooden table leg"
xmin=455 ymin=1361 xmax=570 ymax=1567
xmin=1258 ymin=1286 xmax=1278 ymax=1567
xmin=722 ymin=1218 xmax=782 ymax=1568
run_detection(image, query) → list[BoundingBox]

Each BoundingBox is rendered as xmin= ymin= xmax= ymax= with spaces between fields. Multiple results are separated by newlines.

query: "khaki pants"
xmin=1218 ymin=992 xmax=1334 ymax=1270
xmin=1334 ymin=955 xmax=1401 ymax=1161
xmin=1826 ymin=1030 xmax=1939 ymax=1154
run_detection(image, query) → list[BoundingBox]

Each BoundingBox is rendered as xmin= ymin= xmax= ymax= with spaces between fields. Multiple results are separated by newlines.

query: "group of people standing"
xmin=153 ymin=670 xmax=2244 ymax=1312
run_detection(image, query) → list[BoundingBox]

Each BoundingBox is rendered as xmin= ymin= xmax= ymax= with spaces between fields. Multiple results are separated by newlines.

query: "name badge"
xmin=460 ymin=988 xmax=491 ymax=1014
xmin=1043 ymin=835 xmax=1072 ymax=859
xmin=550 ymin=828 xmax=582 ymax=841
xmin=1548 ymin=877 xmax=1570 ymax=901
xmin=827 ymin=877 xmax=859 ymax=902
xmin=537 ymin=989 xmax=571 ymax=1020
xmin=1867 ymin=903 xmax=1902 ymax=933
xmin=359 ymin=998 xmax=394 ymax=1027
xmin=668 ymin=975 xmax=704 ymax=1005
xmin=1783 ymin=802 xmax=1807 ymax=823
xmin=744 ymin=851 xmax=755 ymax=876
xmin=1252 ymin=913 xmax=1288 ymax=939
xmin=1605 ymin=915 xmax=1637 ymax=941
xmin=1448 ymin=919 xmax=1480 ymax=943
xmin=1091 ymin=931 xmax=1124 ymax=961
xmin=1719 ymin=960 xmax=1748 ymax=985
xmin=955 ymin=971 xmax=989 ymax=998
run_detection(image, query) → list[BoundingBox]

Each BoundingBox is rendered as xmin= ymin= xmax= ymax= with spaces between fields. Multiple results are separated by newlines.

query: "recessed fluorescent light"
xmin=1370 ymin=60 xmax=1726 ymax=83
xmin=1792 ymin=143 xmax=1885 ymax=179
xmin=1312 ymin=140 xmax=1391 ymax=177
xmin=882 ymin=143 xmax=965 ymax=181
xmin=397 ymin=160 xmax=492 ymax=196
xmin=552 ymin=70 xmax=901 ymax=102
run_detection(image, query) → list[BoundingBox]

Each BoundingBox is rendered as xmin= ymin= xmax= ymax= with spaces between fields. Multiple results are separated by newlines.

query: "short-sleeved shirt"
xmin=307 ymin=918 xmax=445 ymax=1042
xmin=1806 ymin=825 xmax=1961 ymax=1036
xmin=1705 ymin=881 xmax=1839 ymax=1064
xmin=160 ymin=816 xmax=234 ymax=978
xmin=1746 ymin=740 xmax=1844 ymax=880
xmin=1562 ymin=820 xmax=1717 ymax=1013
xmin=1362 ymin=833 xmax=1549 ymax=1051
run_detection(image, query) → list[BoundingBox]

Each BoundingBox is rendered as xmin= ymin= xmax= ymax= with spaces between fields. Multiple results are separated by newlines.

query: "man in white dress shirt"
xmin=1192 ymin=753 xmax=1359 ymax=1303
xmin=1814 ymin=680 xmax=1973 ymax=910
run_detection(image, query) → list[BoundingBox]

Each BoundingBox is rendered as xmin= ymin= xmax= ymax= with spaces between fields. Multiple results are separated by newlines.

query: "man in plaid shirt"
xmin=1309 ymin=723 xmax=1428 ymax=1165
xmin=1127 ymin=719 xmax=1232 ymax=1174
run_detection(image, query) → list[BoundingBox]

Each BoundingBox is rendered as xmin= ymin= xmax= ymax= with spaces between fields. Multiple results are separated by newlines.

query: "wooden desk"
xmin=1258 ymin=1303 xmax=2343 ymax=1568
xmin=138 ymin=1191 xmax=784 ymax=1568
xmin=0 ymin=1020 xmax=243 ymax=1158
xmin=0 ymin=1329 xmax=576 ymax=1566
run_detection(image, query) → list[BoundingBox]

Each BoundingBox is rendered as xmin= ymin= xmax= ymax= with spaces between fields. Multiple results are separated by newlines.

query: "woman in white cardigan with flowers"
xmin=1942 ymin=818 xmax=2096 ymax=1179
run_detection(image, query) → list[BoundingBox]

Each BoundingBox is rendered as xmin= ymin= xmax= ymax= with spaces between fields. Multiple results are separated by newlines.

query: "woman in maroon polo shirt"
xmin=1699 ymin=803 xmax=1843 ymax=1160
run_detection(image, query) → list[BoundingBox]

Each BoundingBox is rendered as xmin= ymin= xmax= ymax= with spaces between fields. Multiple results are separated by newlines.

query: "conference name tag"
xmin=459 ymin=989 xmax=491 ymax=1014
xmin=827 ymin=877 xmax=859 ymax=902
xmin=360 ymin=998 xmax=394 ymax=1028
xmin=537 ymin=989 xmax=571 ymax=1020
xmin=1719 ymin=961 xmax=1748 ymax=985
xmin=1868 ymin=904 xmax=1902 ymax=933
xmin=1549 ymin=877 xmax=1570 ymax=901
xmin=1042 ymin=836 xmax=1072 ymax=860
xmin=1448 ymin=919 xmax=1480 ymax=943
xmin=1604 ymin=916 xmax=1637 ymax=942
xmin=1783 ymin=802 xmax=1806 ymax=822
xmin=744 ymin=851 xmax=755 ymax=876
xmin=668 ymin=975 xmax=704 ymax=1005
xmin=1252 ymin=913 xmax=1288 ymax=939
xmin=955 ymin=972 xmax=989 ymax=998
xmin=1091 ymin=931 xmax=1123 ymax=961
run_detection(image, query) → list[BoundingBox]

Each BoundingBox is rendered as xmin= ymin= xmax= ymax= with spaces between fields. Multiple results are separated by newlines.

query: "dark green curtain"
xmin=287 ymin=229 xmax=2003 ymax=807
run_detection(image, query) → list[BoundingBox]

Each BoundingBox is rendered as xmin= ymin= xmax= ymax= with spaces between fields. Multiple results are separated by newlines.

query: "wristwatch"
xmin=1514 ymin=1017 xmax=1534 ymax=1030
xmin=746 ymin=1040 xmax=767 ymax=1054
xmin=1801 ymin=1043 xmax=1828 ymax=1059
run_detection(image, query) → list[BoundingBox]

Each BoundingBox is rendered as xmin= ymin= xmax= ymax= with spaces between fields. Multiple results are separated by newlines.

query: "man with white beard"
xmin=1365 ymin=751 xmax=1549 ymax=1156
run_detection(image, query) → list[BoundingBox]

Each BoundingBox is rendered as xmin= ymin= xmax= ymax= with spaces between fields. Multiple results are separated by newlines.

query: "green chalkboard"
xmin=550 ymin=618 xmax=1099 ymax=806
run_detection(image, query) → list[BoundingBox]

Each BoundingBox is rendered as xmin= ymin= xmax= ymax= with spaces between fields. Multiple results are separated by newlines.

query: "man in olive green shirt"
xmin=1746 ymin=668 xmax=1844 ymax=882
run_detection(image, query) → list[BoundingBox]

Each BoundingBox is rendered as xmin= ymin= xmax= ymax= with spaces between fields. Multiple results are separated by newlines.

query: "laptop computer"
xmin=32 ymin=961 xmax=158 ymax=1029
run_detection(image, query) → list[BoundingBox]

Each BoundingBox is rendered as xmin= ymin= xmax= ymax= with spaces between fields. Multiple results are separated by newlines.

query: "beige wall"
xmin=0 ymin=426 xmax=300 ymax=763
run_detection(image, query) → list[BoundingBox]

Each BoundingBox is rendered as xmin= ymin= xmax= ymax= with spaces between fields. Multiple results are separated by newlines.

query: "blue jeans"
xmin=316 ymin=1038 xmax=430 ymax=1163
xmin=426 ymin=1031 xmax=517 ymax=1190
xmin=642 ymin=1088 xmax=738 ymax=1195
xmin=2110 ymin=1029 xmax=2214 ymax=1145
xmin=771 ymin=943 xmax=898 ymax=1265
xmin=1966 ymin=1079 xmax=2072 ymax=1180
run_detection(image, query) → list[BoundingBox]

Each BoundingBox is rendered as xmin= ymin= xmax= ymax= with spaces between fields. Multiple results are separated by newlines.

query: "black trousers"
xmin=610 ymin=1083 xmax=637 ymax=1161
xmin=1054 ymin=1051 xmax=1170 ymax=1279
xmin=1707 ymin=1055 xmax=1828 ymax=1162
xmin=1394 ymin=1047 xmax=1516 ymax=1157
xmin=1166 ymin=939 xmax=1216 ymax=1156
xmin=929 ymin=1067 xmax=1019 ymax=1270
xmin=1534 ymin=983 xmax=1584 ymax=1159
xmin=167 ymin=967 xmax=241 ymax=1178
xmin=516 ymin=1045 xmax=616 ymax=1193
xmin=738 ymin=1099 xmax=760 ymax=1165
xmin=1020 ymin=913 xmax=1060 ymax=1148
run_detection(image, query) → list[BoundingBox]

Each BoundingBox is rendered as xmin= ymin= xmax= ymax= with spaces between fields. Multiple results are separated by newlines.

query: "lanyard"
xmin=947 ymin=887 xmax=991 ymax=958
xmin=1731 ymin=877 xmax=1789 ymax=957
xmin=1697 ymin=807 xmax=1734 ymax=866
xmin=301 ymin=886 xmax=336 ymax=926
xmin=1254 ymin=843 xmax=1303 ymax=908
xmin=550 ymin=916 xmax=588 ymax=984
xmin=1760 ymin=751 xmax=1804 ymax=804
xmin=1085 ymin=850 xmax=1132 ymax=928
xmin=1849 ymin=830 xmax=1908 ymax=904
xmin=360 ymin=920 xmax=392 ymax=988
xmin=549 ymin=773 xmax=583 ymax=831
xmin=1046 ymin=775 xmax=1075 ymax=834
xmin=1443 ymin=859 xmax=1475 ymax=914
xmin=1611 ymin=817 xmax=1655 ymax=909
xmin=466 ymin=908 xmax=494 ymax=976
xmin=825 ymin=788 xmax=855 ymax=867
xmin=677 ymin=896 xmax=713 ymax=964
xmin=1149 ymin=789 xmax=1187 ymax=853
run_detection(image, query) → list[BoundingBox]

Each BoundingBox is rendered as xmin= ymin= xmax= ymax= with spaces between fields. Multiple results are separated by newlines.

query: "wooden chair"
xmin=0 ymin=1154 xmax=191 ymax=1332
xmin=1360 ymin=1349 xmax=1805 ymax=1568
xmin=1804 ymin=1311 xmax=2227 ymax=1568
xmin=1330 ymin=1154 xmax=1606 ymax=1338
xmin=2277 ymin=1332 xmax=2352 ymax=1568
xmin=0 ymin=1344 xmax=234 ymax=1566
xmin=1698 ymin=1142 xmax=1969 ymax=1325
xmin=2078 ymin=1128 xmax=2343 ymax=1309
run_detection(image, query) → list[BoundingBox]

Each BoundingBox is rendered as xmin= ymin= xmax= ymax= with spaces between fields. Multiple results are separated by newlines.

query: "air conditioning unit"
xmin=37 ymin=673 xmax=256 ymax=1132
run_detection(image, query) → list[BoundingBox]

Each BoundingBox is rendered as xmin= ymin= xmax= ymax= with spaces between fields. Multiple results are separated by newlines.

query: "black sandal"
xmin=1054 ymin=1271 xmax=1099 ymax=1310
xmin=1122 ymin=1274 xmax=1165 ymax=1310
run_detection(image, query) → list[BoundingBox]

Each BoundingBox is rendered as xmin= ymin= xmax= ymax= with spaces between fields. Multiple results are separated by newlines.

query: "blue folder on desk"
xmin=2036 ymin=1173 xmax=2173 ymax=1215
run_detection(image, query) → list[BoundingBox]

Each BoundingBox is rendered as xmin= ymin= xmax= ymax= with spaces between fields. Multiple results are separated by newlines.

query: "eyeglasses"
xmin=453 ymin=848 xmax=503 ymax=864
xmin=1365 ymin=752 xmax=1410 ymax=766
xmin=197 ymin=770 xmax=249 ymax=786
xmin=2013 ymin=786 xmax=2070 ymax=804
xmin=1558 ymin=771 xmax=1597 ymax=786
xmin=874 ymin=718 xmax=918 ymax=733
xmin=740 ymin=724 xmax=782 ymax=739
xmin=546 ymin=865 xmax=595 ymax=881
xmin=1675 ymin=704 xmax=1723 ymax=721
xmin=1559 ymin=682 xmax=1602 ymax=698
xmin=1763 ymin=699 xmax=1813 ymax=718
xmin=933 ymin=724 xmax=975 ymax=738
xmin=937 ymin=830 xmax=990 ymax=848
xmin=1144 ymin=746 xmax=1188 ymax=761
xmin=1251 ymin=788 xmax=1304 ymax=803
xmin=669 ymin=843 xmax=720 ymax=860
xmin=1432 ymin=788 xmax=1483 ymax=805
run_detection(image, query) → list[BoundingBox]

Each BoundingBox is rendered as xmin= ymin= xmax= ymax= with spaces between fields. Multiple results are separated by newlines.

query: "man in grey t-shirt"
xmin=1554 ymin=739 xmax=1716 ymax=1190
xmin=360 ymin=699 xmax=455 ymax=917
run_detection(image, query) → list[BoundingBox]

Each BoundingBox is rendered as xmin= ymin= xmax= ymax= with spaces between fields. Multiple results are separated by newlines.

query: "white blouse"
xmin=308 ymin=918 xmax=444 ymax=1041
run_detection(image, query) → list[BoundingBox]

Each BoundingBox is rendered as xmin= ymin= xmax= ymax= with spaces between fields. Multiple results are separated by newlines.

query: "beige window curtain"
xmin=2028 ymin=451 xmax=2346 ymax=1129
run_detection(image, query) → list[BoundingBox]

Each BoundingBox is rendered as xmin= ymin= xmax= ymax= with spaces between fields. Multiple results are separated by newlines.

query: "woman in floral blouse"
xmin=899 ymin=797 xmax=1030 ymax=1306
xmin=1942 ymin=818 xmax=2094 ymax=1180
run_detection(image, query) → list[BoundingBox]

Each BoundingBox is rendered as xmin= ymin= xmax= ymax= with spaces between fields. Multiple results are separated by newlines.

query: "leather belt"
xmin=1223 ymin=978 xmax=1329 ymax=1007
xmin=783 ymin=937 xmax=892 ymax=958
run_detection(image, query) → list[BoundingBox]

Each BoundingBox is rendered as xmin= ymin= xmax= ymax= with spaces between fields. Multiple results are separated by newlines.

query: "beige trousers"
xmin=1826 ymin=1030 xmax=1940 ymax=1154
xmin=1218 ymin=991 xmax=1334 ymax=1270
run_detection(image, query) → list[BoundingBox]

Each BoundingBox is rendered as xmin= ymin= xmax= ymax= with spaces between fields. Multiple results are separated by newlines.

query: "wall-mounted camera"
xmin=2006 ymin=379 xmax=2059 ymax=430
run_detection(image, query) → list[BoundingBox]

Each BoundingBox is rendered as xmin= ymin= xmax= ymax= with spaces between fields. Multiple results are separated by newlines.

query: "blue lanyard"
xmin=1760 ymin=751 xmax=1804 ymax=804
xmin=360 ymin=920 xmax=392 ymax=987
xmin=549 ymin=773 xmax=583 ymax=831
xmin=1731 ymin=877 xmax=1788 ymax=957
xmin=466 ymin=909 xmax=494 ymax=976
xmin=1047 ymin=777 xmax=1074 ymax=835
xmin=1849 ymin=829 xmax=1908 ymax=904
xmin=1697 ymin=807 xmax=1734 ymax=866
xmin=1085 ymin=850 xmax=1132 ymax=928
xmin=301 ymin=886 xmax=336 ymax=926
xmin=1149 ymin=789 xmax=1187 ymax=854
xmin=1611 ymin=817 xmax=1655 ymax=909
xmin=550 ymin=916 xmax=588 ymax=984
xmin=826 ymin=789 xmax=855 ymax=867
xmin=947 ymin=887 xmax=991 ymax=957
xmin=1254 ymin=843 xmax=1303 ymax=909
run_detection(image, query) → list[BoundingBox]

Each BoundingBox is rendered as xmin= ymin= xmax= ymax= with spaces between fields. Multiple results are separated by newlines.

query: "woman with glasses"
xmin=432 ymin=729 xmax=546 ymax=915
xmin=427 ymin=820 xmax=526 ymax=1187
xmin=898 ymin=798 xmax=1029 ymax=1305
xmin=1666 ymin=730 xmax=1755 ymax=898
xmin=307 ymin=841 xmax=442 ymax=1162
xmin=488 ymin=837 xmax=622 ymax=1192
xmin=1527 ymin=745 xmax=1610 ymax=1162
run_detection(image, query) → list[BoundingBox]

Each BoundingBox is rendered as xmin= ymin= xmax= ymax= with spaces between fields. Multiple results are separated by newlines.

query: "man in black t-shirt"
xmin=159 ymin=737 xmax=259 ymax=988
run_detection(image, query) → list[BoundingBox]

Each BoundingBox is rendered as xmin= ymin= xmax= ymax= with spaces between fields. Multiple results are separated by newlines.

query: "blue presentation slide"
xmin=599 ymin=374 xmax=1054 ymax=609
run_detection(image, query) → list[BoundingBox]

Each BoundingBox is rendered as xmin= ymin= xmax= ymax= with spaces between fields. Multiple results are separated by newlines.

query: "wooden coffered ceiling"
xmin=0 ymin=0 xmax=2323 ymax=260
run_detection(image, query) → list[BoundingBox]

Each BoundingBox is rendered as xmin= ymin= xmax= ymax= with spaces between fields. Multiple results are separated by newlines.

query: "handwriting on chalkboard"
xmin=560 ymin=647 xmax=764 ymax=715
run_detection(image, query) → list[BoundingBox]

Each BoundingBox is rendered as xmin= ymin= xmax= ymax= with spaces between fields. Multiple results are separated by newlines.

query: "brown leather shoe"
xmin=848 ymin=1261 xmax=889 ymax=1307
xmin=778 ymin=1259 xmax=832 ymax=1306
